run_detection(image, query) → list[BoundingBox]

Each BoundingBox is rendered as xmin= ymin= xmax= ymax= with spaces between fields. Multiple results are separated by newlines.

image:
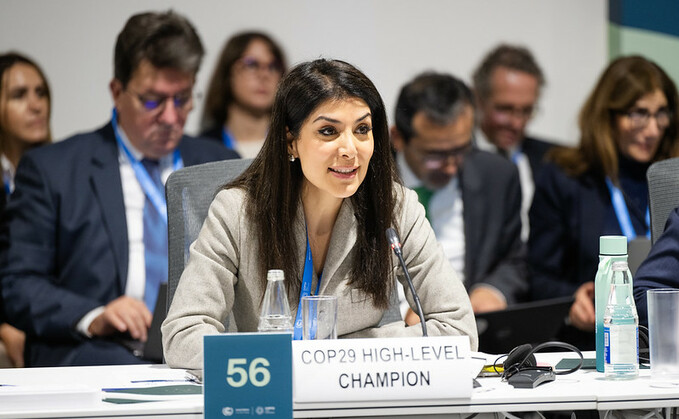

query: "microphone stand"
xmin=386 ymin=228 xmax=428 ymax=337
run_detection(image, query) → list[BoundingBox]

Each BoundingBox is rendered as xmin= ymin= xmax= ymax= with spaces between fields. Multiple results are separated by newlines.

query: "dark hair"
xmin=114 ymin=10 xmax=204 ymax=88
xmin=472 ymin=44 xmax=545 ymax=101
xmin=394 ymin=72 xmax=474 ymax=142
xmin=0 ymin=52 xmax=52 ymax=148
xmin=201 ymin=31 xmax=286 ymax=130
xmin=229 ymin=59 xmax=398 ymax=307
xmin=550 ymin=55 xmax=679 ymax=181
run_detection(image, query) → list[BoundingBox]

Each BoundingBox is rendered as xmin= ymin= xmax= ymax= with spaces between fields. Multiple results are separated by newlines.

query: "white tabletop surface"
xmin=1 ymin=352 xmax=678 ymax=418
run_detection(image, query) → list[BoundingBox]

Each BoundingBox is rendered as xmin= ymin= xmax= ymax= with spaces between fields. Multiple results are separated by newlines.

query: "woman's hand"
xmin=0 ymin=323 xmax=25 ymax=368
xmin=569 ymin=281 xmax=595 ymax=331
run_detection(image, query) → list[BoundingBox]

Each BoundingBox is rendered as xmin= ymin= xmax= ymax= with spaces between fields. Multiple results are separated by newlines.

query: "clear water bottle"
xmin=258 ymin=269 xmax=293 ymax=332
xmin=595 ymin=235 xmax=629 ymax=372
xmin=604 ymin=261 xmax=639 ymax=379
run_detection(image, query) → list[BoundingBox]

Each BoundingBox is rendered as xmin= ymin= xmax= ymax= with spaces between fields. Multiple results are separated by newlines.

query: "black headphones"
xmin=496 ymin=341 xmax=584 ymax=380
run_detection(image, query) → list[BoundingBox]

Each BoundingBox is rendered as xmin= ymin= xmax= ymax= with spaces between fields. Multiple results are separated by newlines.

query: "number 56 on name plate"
xmin=203 ymin=333 xmax=292 ymax=418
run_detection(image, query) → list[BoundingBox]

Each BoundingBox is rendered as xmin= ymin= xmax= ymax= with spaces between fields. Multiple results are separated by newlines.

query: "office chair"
xmin=647 ymin=157 xmax=679 ymax=244
xmin=164 ymin=157 xmax=399 ymax=329
xmin=165 ymin=158 xmax=253 ymax=309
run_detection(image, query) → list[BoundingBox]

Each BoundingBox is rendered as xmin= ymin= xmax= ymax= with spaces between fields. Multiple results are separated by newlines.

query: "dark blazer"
xmin=634 ymin=206 xmax=679 ymax=326
xmin=0 ymin=123 xmax=238 ymax=366
xmin=460 ymin=149 xmax=528 ymax=304
xmin=529 ymin=162 xmax=649 ymax=301
xmin=529 ymin=163 xmax=610 ymax=300
xmin=0 ymin=188 xmax=6 ymax=325
xmin=522 ymin=136 xmax=553 ymax=181
xmin=200 ymin=126 xmax=222 ymax=144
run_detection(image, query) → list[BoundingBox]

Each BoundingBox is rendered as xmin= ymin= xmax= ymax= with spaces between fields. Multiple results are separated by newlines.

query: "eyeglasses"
xmin=236 ymin=57 xmax=283 ymax=75
xmin=418 ymin=142 xmax=473 ymax=169
xmin=491 ymin=104 xmax=537 ymax=123
xmin=621 ymin=107 xmax=671 ymax=130
xmin=129 ymin=90 xmax=194 ymax=113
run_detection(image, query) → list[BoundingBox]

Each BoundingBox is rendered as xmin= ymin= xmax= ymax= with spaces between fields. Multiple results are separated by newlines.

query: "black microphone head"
xmin=385 ymin=228 xmax=401 ymax=251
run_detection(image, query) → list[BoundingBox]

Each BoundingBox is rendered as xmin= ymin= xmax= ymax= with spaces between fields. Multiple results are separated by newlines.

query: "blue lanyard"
xmin=111 ymin=108 xmax=183 ymax=224
xmin=221 ymin=126 xmax=235 ymax=149
xmin=3 ymin=177 xmax=10 ymax=196
xmin=605 ymin=177 xmax=650 ymax=241
xmin=510 ymin=145 xmax=522 ymax=165
xmin=293 ymin=232 xmax=321 ymax=340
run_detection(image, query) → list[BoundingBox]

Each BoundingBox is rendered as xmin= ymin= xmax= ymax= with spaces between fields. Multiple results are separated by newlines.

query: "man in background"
xmin=391 ymin=72 xmax=527 ymax=317
xmin=473 ymin=45 xmax=553 ymax=241
xmin=0 ymin=10 xmax=238 ymax=366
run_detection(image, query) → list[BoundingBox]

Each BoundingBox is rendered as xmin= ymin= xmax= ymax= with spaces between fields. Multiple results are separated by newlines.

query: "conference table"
xmin=1 ymin=352 xmax=678 ymax=418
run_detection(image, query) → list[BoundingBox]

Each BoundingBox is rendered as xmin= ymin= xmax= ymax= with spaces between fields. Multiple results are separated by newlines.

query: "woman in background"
xmin=0 ymin=52 xmax=52 ymax=368
xmin=201 ymin=31 xmax=286 ymax=158
xmin=163 ymin=59 xmax=477 ymax=370
xmin=529 ymin=56 xmax=679 ymax=348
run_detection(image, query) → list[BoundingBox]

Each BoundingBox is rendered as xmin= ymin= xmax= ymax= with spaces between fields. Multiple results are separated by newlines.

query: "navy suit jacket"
xmin=522 ymin=136 xmax=553 ymax=181
xmin=634 ymin=207 xmax=679 ymax=326
xmin=200 ymin=126 xmax=222 ymax=144
xmin=461 ymin=149 xmax=528 ymax=304
xmin=529 ymin=162 xmax=648 ymax=300
xmin=529 ymin=163 xmax=610 ymax=300
xmin=0 ymin=123 xmax=238 ymax=366
xmin=0 ymin=188 xmax=6 ymax=325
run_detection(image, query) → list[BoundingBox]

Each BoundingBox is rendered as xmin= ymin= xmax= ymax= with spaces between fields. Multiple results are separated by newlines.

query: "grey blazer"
xmin=162 ymin=185 xmax=477 ymax=369
xmin=461 ymin=149 xmax=528 ymax=304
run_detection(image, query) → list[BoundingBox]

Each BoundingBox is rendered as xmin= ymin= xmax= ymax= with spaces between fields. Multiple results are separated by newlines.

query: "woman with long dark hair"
xmin=163 ymin=59 xmax=477 ymax=369
xmin=201 ymin=32 xmax=286 ymax=158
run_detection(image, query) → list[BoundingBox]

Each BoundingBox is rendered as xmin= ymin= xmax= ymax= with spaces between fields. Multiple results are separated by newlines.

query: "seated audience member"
xmin=390 ymin=72 xmax=527 ymax=318
xmin=162 ymin=59 xmax=478 ymax=370
xmin=634 ymin=207 xmax=679 ymax=326
xmin=0 ymin=11 xmax=238 ymax=367
xmin=0 ymin=52 xmax=52 ymax=368
xmin=472 ymin=44 xmax=553 ymax=241
xmin=200 ymin=31 xmax=286 ymax=158
xmin=529 ymin=56 xmax=679 ymax=349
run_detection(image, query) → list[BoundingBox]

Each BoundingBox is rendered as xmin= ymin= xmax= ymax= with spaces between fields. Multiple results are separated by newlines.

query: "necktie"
xmin=413 ymin=186 xmax=434 ymax=221
xmin=141 ymin=158 xmax=167 ymax=312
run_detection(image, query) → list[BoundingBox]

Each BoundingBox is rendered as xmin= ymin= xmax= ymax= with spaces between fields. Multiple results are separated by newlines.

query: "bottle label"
xmin=604 ymin=326 xmax=610 ymax=364
xmin=605 ymin=324 xmax=638 ymax=365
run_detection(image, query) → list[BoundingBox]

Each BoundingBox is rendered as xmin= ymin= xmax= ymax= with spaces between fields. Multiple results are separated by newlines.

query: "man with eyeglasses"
xmin=473 ymin=44 xmax=554 ymax=242
xmin=391 ymin=72 xmax=527 ymax=318
xmin=0 ymin=11 xmax=238 ymax=366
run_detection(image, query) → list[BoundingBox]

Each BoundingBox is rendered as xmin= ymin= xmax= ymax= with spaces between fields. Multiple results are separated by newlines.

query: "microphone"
xmin=386 ymin=228 xmax=427 ymax=337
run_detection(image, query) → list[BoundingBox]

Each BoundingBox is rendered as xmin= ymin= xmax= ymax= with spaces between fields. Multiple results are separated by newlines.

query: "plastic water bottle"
xmin=604 ymin=261 xmax=639 ymax=379
xmin=595 ymin=236 xmax=629 ymax=372
xmin=258 ymin=269 xmax=293 ymax=332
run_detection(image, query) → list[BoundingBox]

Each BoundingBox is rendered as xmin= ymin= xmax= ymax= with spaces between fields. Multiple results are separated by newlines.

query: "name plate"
xmin=204 ymin=333 xmax=292 ymax=418
xmin=292 ymin=336 xmax=472 ymax=403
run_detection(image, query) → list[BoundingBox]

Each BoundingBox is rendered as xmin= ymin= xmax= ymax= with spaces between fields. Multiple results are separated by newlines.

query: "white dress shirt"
xmin=396 ymin=152 xmax=465 ymax=318
xmin=1 ymin=154 xmax=15 ymax=194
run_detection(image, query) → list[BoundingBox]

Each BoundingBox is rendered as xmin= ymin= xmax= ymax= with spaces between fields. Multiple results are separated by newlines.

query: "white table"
xmin=1 ymin=353 xmax=678 ymax=418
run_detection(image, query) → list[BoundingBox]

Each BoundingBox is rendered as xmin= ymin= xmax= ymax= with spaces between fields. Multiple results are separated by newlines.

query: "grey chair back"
xmin=166 ymin=158 xmax=252 ymax=309
xmin=647 ymin=157 xmax=679 ymax=244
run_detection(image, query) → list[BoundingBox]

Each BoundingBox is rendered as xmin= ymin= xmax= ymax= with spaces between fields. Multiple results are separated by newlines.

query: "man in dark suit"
xmin=472 ymin=44 xmax=553 ymax=242
xmin=635 ymin=206 xmax=679 ymax=326
xmin=391 ymin=72 xmax=527 ymax=317
xmin=0 ymin=11 xmax=238 ymax=366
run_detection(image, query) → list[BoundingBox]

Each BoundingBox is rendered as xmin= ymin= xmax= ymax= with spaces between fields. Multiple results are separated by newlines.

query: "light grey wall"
xmin=0 ymin=0 xmax=607 ymax=145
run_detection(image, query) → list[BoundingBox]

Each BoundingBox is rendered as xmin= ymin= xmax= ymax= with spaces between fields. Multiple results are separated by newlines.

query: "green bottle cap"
xmin=599 ymin=235 xmax=627 ymax=255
